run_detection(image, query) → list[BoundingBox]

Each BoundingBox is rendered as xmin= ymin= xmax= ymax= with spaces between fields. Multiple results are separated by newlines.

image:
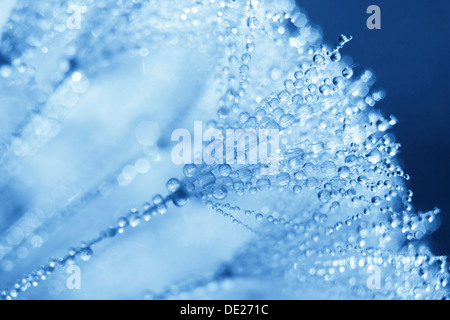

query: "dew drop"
xmin=330 ymin=51 xmax=341 ymax=62
xmin=79 ymin=247 xmax=93 ymax=262
xmin=166 ymin=178 xmax=180 ymax=193
xmin=342 ymin=67 xmax=353 ymax=79
xmin=213 ymin=187 xmax=228 ymax=200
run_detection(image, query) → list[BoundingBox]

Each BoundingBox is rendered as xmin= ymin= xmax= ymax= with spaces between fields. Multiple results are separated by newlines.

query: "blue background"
xmin=298 ymin=0 xmax=450 ymax=254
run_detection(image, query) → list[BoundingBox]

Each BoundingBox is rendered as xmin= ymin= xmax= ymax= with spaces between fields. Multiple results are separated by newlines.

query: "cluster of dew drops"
xmin=155 ymin=2 xmax=448 ymax=298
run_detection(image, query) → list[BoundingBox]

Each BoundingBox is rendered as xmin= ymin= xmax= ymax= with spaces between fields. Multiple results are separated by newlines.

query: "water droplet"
xmin=276 ymin=173 xmax=291 ymax=186
xmin=79 ymin=247 xmax=93 ymax=261
xmin=241 ymin=53 xmax=251 ymax=64
xmin=270 ymin=67 xmax=282 ymax=80
xmin=166 ymin=178 xmax=180 ymax=193
xmin=342 ymin=67 xmax=353 ymax=79
xmin=183 ymin=164 xmax=196 ymax=177
xmin=218 ymin=164 xmax=232 ymax=176
xmin=330 ymin=51 xmax=341 ymax=62
xmin=247 ymin=17 xmax=259 ymax=29
xmin=367 ymin=149 xmax=381 ymax=164
xmin=213 ymin=187 xmax=228 ymax=200
xmin=318 ymin=190 xmax=331 ymax=203
xmin=198 ymin=172 xmax=216 ymax=188
xmin=338 ymin=166 xmax=350 ymax=178
xmin=152 ymin=194 xmax=164 ymax=205
xmin=337 ymin=34 xmax=352 ymax=46
xmin=319 ymin=84 xmax=330 ymax=95
xmin=279 ymin=114 xmax=295 ymax=128
xmin=313 ymin=54 xmax=324 ymax=64
xmin=333 ymin=76 xmax=343 ymax=86
xmin=106 ymin=227 xmax=117 ymax=237
xmin=173 ymin=189 xmax=188 ymax=207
